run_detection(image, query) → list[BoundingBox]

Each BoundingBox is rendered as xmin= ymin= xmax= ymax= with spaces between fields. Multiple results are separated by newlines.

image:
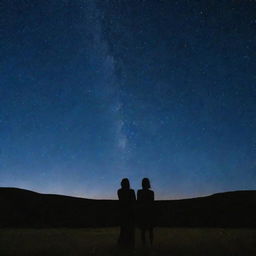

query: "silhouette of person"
xmin=137 ymin=178 xmax=155 ymax=246
xmin=117 ymin=178 xmax=136 ymax=249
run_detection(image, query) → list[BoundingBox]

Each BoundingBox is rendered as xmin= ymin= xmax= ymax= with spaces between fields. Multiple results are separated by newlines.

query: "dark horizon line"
xmin=1 ymin=186 xmax=255 ymax=202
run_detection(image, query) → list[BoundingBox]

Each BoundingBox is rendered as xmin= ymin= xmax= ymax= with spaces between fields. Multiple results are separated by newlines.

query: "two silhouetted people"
xmin=117 ymin=178 xmax=155 ymax=249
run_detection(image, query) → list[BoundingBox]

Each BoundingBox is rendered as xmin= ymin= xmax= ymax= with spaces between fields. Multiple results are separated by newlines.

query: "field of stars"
xmin=0 ymin=0 xmax=256 ymax=199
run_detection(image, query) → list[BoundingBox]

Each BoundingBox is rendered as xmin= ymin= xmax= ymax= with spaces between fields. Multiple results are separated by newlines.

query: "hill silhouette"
xmin=0 ymin=187 xmax=255 ymax=228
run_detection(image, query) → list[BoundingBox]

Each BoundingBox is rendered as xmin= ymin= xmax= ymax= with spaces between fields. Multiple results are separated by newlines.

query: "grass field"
xmin=0 ymin=228 xmax=255 ymax=256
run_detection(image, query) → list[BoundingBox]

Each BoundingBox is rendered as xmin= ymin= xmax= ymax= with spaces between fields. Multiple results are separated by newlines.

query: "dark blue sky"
xmin=1 ymin=0 xmax=256 ymax=199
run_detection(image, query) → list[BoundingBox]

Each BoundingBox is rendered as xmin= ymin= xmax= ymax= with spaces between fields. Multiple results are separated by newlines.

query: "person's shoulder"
xmin=137 ymin=189 xmax=143 ymax=194
xmin=149 ymin=190 xmax=154 ymax=199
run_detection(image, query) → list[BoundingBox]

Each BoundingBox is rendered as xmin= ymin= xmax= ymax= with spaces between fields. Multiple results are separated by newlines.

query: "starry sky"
xmin=1 ymin=0 xmax=256 ymax=199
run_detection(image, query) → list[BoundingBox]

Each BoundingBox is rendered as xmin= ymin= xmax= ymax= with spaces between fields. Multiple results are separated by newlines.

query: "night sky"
xmin=1 ymin=0 xmax=256 ymax=199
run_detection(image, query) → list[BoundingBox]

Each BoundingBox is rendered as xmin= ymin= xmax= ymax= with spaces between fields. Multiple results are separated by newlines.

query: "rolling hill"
xmin=0 ymin=187 xmax=255 ymax=228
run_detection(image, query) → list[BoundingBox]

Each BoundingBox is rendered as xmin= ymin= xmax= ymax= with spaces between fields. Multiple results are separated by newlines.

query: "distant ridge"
xmin=0 ymin=187 xmax=94 ymax=200
xmin=0 ymin=187 xmax=255 ymax=228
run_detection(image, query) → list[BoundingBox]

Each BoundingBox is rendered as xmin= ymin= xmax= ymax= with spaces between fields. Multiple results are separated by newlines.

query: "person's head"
xmin=121 ymin=178 xmax=130 ymax=189
xmin=142 ymin=177 xmax=151 ymax=189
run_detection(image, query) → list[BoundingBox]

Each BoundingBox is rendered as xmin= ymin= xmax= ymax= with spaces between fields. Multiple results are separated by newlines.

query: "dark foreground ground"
xmin=0 ymin=228 xmax=255 ymax=256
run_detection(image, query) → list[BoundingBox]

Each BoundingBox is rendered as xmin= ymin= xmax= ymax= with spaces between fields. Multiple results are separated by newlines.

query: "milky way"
xmin=1 ymin=0 xmax=256 ymax=199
